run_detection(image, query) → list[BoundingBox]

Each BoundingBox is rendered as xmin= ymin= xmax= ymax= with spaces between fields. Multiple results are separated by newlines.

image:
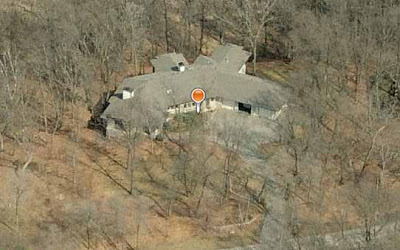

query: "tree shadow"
xmin=79 ymin=158 xmax=131 ymax=195
xmin=88 ymin=91 xmax=115 ymax=136
xmin=78 ymin=135 xmax=127 ymax=171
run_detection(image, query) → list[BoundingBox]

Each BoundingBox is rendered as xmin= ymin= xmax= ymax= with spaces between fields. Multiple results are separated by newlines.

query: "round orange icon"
xmin=190 ymin=88 xmax=206 ymax=114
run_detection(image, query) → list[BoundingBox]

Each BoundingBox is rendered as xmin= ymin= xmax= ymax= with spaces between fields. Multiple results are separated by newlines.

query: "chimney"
xmin=178 ymin=62 xmax=185 ymax=72
xmin=122 ymin=87 xmax=134 ymax=100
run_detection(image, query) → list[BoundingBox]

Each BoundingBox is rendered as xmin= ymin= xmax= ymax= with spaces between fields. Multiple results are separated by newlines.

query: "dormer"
xmin=150 ymin=53 xmax=189 ymax=73
xmin=178 ymin=62 xmax=185 ymax=72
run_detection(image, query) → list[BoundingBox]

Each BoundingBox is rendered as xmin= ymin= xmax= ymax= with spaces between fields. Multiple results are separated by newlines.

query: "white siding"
xmin=221 ymin=104 xmax=235 ymax=110
xmin=123 ymin=90 xmax=134 ymax=99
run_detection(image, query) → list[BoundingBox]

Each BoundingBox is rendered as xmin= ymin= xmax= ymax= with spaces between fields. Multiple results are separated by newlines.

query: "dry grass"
xmin=252 ymin=60 xmax=295 ymax=83
xmin=0 ymin=105 xmax=264 ymax=249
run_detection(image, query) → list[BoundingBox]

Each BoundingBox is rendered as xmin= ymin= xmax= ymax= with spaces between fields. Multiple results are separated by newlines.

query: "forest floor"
xmin=0 ymin=104 xmax=265 ymax=249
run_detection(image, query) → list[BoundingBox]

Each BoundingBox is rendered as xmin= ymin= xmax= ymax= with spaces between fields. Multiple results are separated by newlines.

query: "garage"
xmin=238 ymin=102 xmax=252 ymax=114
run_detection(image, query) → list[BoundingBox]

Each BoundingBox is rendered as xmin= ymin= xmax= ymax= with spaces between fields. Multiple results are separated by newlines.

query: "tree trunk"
xmin=257 ymin=178 xmax=267 ymax=203
xmin=293 ymin=150 xmax=299 ymax=176
xmin=134 ymin=48 xmax=138 ymax=76
xmin=365 ymin=218 xmax=371 ymax=242
xmin=22 ymin=151 xmax=33 ymax=172
xmin=130 ymin=167 xmax=134 ymax=195
xmin=195 ymin=175 xmax=208 ymax=216
xmin=167 ymin=200 xmax=173 ymax=217
xmin=188 ymin=21 xmax=192 ymax=53
xmin=163 ymin=0 xmax=170 ymax=52
xmin=253 ymin=41 xmax=257 ymax=75
xmin=127 ymin=132 xmax=137 ymax=195
xmin=136 ymin=223 xmax=140 ymax=250
xmin=244 ymin=195 xmax=250 ymax=222
xmin=219 ymin=29 xmax=224 ymax=44
xmin=339 ymin=163 xmax=344 ymax=185
xmin=0 ymin=132 xmax=4 ymax=152
xmin=224 ymin=154 xmax=232 ymax=198
xmin=72 ymin=152 xmax=77 ymax=186
xmin=264 ymin=23 xmax=268 ymax=45
xmin=39 ymin=80 xmax=48 ymax=139
xmin=359 ymin=126 xmax=385 ymax=180
xmin=15 ymin=187 xmax=23 ymax=231
xmin=200 ymin=4 xmax=205 ymax=53
xmin=86 ymin=221 xmax=91 ymax=249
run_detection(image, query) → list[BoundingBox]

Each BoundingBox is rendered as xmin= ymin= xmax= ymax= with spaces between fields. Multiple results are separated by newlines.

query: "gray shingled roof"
xmin=150 ymin=52 xmax=189 ymax=72
xmin=193 ymin=55 xmax=216 ymax=67
xmin=102 ymin=65 xmax=287 ymax=121
xmin=210 ymin=43 xmax=251 ymax=72
xmin=192 ymin=44 xmax=251 ymax=73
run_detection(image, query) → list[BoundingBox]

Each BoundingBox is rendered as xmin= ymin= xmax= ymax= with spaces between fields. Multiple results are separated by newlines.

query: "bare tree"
xmin=217 ymin=0 xmax=277 ymax=74
xmin=211 ymin=111 xmax=250 ymax=198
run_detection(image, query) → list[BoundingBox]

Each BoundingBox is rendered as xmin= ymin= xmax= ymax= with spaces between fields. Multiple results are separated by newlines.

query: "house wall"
xmin=106 ymin=99 xmax=286 ymax=138
xmin=252 ymin=106 xmax=276 ymax=118
xmin=165 ymin=97 xmax=272 ymax=116
xmin=204 ymin=98 xmax=222 ymax=111
xmin=106 ymin=118 xmax=161 ymax=139
xmin=106 ymin=119 xmax=125 ymax=138
xmin=239 ymin=64 xmax=246 ymax=74
xmin=166 ymin=102 xmax=195 ymax=115
xmin=165 ymin=95 xmax=283 ymax=120
xmin=221 ymin=99 xmax=237 ymax=111
xmin=166 ymin=97 xmax=223 ymax=115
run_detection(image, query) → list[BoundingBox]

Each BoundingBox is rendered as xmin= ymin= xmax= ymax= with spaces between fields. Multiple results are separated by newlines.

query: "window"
xmin=184 ymin=104 xmax=187 ymax=108
xmin=175 ymin=105 xmax=179 ymax=108
xmin=211 ymin=98 xmax=214 ymax=101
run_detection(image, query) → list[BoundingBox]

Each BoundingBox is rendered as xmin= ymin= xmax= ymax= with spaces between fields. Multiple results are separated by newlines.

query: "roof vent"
xmin=166 ymin=89 xmax=172 ymax=94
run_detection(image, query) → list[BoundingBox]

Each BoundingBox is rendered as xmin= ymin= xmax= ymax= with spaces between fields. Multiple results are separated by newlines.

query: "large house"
xmin=101 ymin=43 xmax=288 ymax=137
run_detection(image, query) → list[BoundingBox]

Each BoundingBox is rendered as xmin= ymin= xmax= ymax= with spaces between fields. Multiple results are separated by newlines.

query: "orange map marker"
xmin=191 ymin=88 xmax=206 ymax=114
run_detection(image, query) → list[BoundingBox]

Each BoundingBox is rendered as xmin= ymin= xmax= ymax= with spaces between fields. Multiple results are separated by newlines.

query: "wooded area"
xmin=1 ymin=0 xmax=400 ymax=249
